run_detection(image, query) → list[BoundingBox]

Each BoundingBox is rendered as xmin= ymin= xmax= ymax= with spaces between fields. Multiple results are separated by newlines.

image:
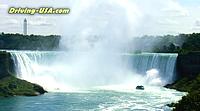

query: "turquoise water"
xmin=0 ymin=87 xmax=185 ymax=111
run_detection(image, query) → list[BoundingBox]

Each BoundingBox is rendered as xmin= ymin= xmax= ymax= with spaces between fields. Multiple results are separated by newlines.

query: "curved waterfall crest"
xmin=9 ymin=51 xmax=177 ymax=90
xmin=125 ymin=53 xmax=178 ymax=85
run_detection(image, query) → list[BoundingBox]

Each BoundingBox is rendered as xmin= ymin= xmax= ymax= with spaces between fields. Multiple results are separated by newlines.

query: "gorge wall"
xmin=0 ymin=51 xmax=15 ymax=79
xmin=177 ymin=52 xmax=200 ymax=78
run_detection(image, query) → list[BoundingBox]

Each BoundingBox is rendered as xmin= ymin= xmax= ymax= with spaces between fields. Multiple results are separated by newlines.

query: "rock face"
xmin=165 ymin=52 xmax=200 ymax=111
xmin=0 ymin=51 xmax=47 ymax=97
xmin=0 ymin=51 xmax=15 ymax=79
xmin=177 ymin=52 xmax=200 ymax=78
xmin=0 ymin=75 xmax=47 ymax=97
xmin=165 ymin=74 xmax=200 ymax=111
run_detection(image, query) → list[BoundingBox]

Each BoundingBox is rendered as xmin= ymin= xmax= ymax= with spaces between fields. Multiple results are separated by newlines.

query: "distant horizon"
xmin=0 ymin=32 xmax=61 ymax=36
xmin=1 ymin=31 xmax=200 ymax=38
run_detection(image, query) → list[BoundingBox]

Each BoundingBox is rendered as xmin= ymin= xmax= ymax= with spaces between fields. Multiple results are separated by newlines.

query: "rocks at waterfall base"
xmin=165 ymin=74 xmax=200 ymax=111
xmin=0 ymin=75 xmax=47 ymax=97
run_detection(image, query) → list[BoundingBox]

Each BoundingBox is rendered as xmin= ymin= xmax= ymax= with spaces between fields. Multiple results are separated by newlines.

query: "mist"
xmin=9 ymin=0 xmax=182 ymax=91
xmin=55 ymin=0 xmax=142 ymax=88
xmin=54 ymin=0 xmax=180 ymax=88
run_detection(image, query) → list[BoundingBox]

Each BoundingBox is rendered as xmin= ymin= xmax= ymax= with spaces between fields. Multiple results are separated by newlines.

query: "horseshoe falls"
xmin=10 ymin=51 xmax=177 ymax=90
xmin=7 ymin=51 xmax=185 ymax=111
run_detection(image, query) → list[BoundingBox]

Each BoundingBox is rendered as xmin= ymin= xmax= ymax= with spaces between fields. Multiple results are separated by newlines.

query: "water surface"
xmin=0 ymin=87 xmax=185 ymax=111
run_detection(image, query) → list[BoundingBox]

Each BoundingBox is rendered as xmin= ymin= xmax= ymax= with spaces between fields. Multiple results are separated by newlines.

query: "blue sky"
xmin=0 ymin=0 xmax=199 ymax=36
xmin=179 ymin=0 xmax=200 ymax=5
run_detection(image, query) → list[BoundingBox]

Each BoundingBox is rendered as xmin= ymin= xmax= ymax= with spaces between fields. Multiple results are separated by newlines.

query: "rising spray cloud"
xmin=57 ymin=0 xmax=142 ymax=88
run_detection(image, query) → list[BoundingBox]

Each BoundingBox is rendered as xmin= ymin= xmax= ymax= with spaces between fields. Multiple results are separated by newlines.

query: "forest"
xmin=0 ymin=33 xmax=60 ymax=50
xmin=131 ymin=33 xmax=200 ymax=54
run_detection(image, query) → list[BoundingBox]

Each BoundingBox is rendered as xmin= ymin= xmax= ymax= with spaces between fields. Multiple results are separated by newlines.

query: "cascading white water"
xmin=9 ymin=50 xmax=178 ymax=91
xmin=125 ymin=53 xmax=178 ymax=85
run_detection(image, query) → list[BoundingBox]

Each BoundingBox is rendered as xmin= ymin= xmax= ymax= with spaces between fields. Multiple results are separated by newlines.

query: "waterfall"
xmin=125 ymin=53 xmax=178 ymax=85
xmin=9 ymin=51 xmax=178 ymax=91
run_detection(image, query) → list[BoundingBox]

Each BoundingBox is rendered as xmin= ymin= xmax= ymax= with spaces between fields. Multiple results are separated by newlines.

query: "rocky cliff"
xmin=0 ymin=51 xmax=47 ymax=97
xmin=176 ymin=52 xmax=200 ymax=78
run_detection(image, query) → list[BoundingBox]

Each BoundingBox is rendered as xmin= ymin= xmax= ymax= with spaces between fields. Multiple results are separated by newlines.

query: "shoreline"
xmin=165 ymin=74 xmax=200 ymax=111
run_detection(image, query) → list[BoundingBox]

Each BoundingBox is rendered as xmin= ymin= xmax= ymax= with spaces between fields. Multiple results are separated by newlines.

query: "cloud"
xmin=192 ymin=20 xmax=200 ymax=31
xmin=26 ymin=16 xmax=55 ymax=26
xmin=0 ymin=4 xmax=8 ymax=9
xmin=161 ymin=0 xmax=189 ymax=17
xmin=132 ymin=0 xmax=191 ymax=35
xmin=1 ymin=19 xmax=19 ymax=25
xmin=157 ymin=18 xmax=179 ymax=25
xmin=29 ymin=20 xmax=54 ymax=26
xmin=192 ymin=27 xmax=200 ymax=31
xmin=0 ymin=0 xmax=198 ymax=35
xmin=0 ymin=4 xmax=8 ymax=14
xmin=195 ymin=20 xmax=200 ymax=27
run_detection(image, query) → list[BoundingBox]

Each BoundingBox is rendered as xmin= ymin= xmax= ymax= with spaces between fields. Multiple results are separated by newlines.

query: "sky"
xmin=0 ymin=0 xmax=200 ymax=36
